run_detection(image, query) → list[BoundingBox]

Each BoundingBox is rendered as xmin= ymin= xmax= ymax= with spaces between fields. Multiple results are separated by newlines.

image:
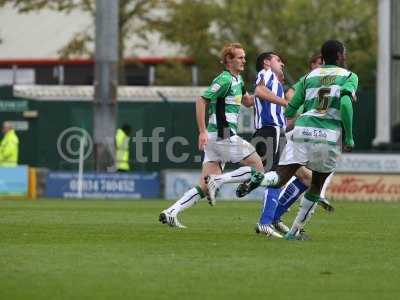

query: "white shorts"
xmin=279 ymin=136 xmax=341 ymax=173
xmin=203 ymin=135 xmax=256 ymax=166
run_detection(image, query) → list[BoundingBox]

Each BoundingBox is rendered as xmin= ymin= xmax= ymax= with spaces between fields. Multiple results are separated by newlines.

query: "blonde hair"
xmin=220 ymin=43 xmax=243 ymax=65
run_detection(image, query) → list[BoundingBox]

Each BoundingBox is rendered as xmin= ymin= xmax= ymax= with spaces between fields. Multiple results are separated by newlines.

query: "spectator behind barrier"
xmin=0 ymin=121 xmax=19 ymax=167
xmin=115 ymin=124 xmax=132 ymax=172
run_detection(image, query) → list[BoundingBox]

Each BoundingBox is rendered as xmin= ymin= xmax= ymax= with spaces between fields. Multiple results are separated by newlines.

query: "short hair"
xmin=122 ymin=124 xmax=131 ymax=135
xmin=255 ymin=51 xmax=279 ymax=72
xmin=321 ymin=40 xmax=345 ymax=65
xmin=308 ymin=53 xmax=322 ymax=69
xmin=220 ymin=43 xmax=243 ymax=65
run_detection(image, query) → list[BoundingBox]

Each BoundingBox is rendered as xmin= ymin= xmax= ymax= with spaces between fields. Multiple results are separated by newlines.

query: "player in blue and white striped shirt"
xmin=253 ymin=52 xmax=288 ymax=171
xmin=246 ymin=52 xmax=334 ymax=239
xmin=254 ymin=56 xmax=286 ymax=131
xmin=251 ymin=52 xmax=289 ymax=237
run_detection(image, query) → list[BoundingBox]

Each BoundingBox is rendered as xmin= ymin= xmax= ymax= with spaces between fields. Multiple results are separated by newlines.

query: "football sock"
xmin=287 ymin=192 xmax=318 ymax=235
xmin=260 ymin=171 xmax=279 ymax=187
xmin=165 ymin=186 xmax=205 ymax=216
xmin=258 ymin=187 xmax=280 ymax=225
xmin=273 ymin=177 xmax=308 ymax=222
xmin=321 ymin=173 xmax=334 ymax=199
xmin=214 ymin=166 xmax=253 ymax=183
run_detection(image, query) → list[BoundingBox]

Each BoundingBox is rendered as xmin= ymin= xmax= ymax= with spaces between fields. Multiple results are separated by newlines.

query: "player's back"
xmin=293 ymin=65 xmax=358 ymax=145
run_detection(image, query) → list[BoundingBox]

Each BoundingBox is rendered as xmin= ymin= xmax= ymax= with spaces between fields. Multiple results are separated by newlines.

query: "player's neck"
xmin=323 ymin=60 xmax=342 ymax=67
xmin=226 ymin=67 xmax=240 ymax=77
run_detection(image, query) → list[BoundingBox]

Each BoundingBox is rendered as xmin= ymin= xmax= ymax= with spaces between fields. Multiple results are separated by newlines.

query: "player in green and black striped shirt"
xmin=159 ymin=43 xmax=264 ymax=228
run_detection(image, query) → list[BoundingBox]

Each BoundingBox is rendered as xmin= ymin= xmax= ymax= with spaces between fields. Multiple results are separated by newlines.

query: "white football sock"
xmin=214 ymin=166 xmax=252 ymax=184
xmin=260 ymin=171 xmax=279 ymax=187
xmin=288 ymin=195 xmax=317 ymax=235
xmin=165 ymin=187 xmax=204 ymax=216
xmin=320 ymin=173 xmax=334 ymax=199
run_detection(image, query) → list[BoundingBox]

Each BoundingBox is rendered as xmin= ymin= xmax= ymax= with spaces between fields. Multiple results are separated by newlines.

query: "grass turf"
xmin=0 ymin=199 xmax=399 ymax=300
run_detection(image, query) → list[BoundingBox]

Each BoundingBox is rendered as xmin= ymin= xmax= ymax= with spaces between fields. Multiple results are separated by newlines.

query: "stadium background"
xmin=0 ymin=1 xmax=400 ymax=299
xmin=0 ymin=0 xmax=398 ymax=220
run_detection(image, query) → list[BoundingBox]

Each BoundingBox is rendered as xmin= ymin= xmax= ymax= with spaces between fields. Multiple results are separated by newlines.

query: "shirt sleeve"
xmin=341 ymin=72 xmax=359 ymax=100
xmin=255 ymin=69 xmax=273 ymax=86
xmin=340 ymin=95 xmax=354 ymax=146
xmin=255 ymin=70 xmax=265 ymax=85
xmin=202 ymin=74 xmax=231 ymax=102
xmin=285 ymin=77 xmax=306 ymax=118
xmin=291 ymin=75 xmax=304 ymax=91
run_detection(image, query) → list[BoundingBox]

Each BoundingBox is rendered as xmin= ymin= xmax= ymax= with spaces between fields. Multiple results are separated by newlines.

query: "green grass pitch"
xmin=0 ymin=199 xmax=399 ymax=300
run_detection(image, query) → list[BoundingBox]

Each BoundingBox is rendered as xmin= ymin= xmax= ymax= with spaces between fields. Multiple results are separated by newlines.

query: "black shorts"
xmin=251 ymin=126 xmax=286 ymax=172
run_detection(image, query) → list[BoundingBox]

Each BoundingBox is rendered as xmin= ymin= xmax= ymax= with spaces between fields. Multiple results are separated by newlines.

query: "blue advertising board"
xmin=0 ymin=166 xmax=28 ymax=196
xmin=45 ymin=172 xmax=160 ymax=199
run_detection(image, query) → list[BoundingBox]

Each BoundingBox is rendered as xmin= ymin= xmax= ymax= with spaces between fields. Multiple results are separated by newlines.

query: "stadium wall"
xmin=0 ymin=85 xmax=378 ymax=171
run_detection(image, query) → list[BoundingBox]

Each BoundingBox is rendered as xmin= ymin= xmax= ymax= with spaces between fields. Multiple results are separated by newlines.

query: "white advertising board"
xmin=336 ymin=153 xmax=400 ymax=173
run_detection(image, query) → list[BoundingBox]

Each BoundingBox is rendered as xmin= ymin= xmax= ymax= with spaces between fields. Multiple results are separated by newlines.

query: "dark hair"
xmin=321 ymin=40 xmax=344 ymax=65
xmin=255 ymin=51 xmax=278 ymax=72
xmin=122 ymin=124 xmax=132 ymax=135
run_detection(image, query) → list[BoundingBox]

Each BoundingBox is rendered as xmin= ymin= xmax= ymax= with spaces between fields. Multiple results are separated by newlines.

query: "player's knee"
xmin=295 ymin=168 xmax=312 ymax=186
xmin=198 ymin=180 xmax=208 ymax=194
xmin=253 ymin=155 xmax=265 ymax=172
xmin=241 ymin=153 xmax=264 ymax=172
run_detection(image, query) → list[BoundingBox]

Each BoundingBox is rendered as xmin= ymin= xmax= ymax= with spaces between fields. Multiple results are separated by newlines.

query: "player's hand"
xmin=286 ymin=117 xmax=295 ymax=132
xmin=241 ymin=94 xmax=254 ymax=107
xmin=343 ymin=137 xmax=354 ymax=152
xmin=198 ymin=131 xmax=208 ymax=151
xmin=343 ymin=142 xmax=354 ymax=152
xmin=343 ymin=144 xmax=354 ymax=152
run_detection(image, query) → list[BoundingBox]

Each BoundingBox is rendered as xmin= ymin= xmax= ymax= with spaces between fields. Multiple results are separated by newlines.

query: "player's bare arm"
xmin=255 ymin=80 xmax=288 ymax=107
xmin=196 ymin=96 xmax=208 ymax=151
xmin=241 ymin=93 xmax=254 ymax=107
xmin=286 ymin=117 xmax=296 ymax=131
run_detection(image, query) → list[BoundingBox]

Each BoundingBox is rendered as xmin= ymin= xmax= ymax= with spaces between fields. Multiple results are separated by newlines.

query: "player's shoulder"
xmin=298 ymin=70 xmax=316 ymax=87
xmin=336 ymin=66 xmax=358 ymax=78
xmin=257 ymin=68 xmax=273 ymax=79
xmin=295 ymin=74 xmax=307 ymax=84
xmin=346 ymin=70 xmax=359 ymax=81
xmin=213 ymin=70 xmax=233 ymax=84
xmin=333 ymin=67 xmax=359 ymax=86
xmin=306 ymin=67 xmax=325 ymax=78
xmin=290 ymin=75 xmax=306 ymax=91
xmin=297 ymin=74 xmax=306 ymax=81
xmin=308 ymin=66 xmax=347 ymax=76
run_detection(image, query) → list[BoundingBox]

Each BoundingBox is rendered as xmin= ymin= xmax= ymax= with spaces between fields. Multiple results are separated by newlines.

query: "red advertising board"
xmin=327 ymin=174 xmax=400 ymax=201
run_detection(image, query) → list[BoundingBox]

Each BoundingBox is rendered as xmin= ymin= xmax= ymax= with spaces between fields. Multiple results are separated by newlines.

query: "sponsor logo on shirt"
xmin=301 ymin=128 xmax=328 ymax=139
xmin=320 ymin=76 xmax=336 ymax=86
xmin=211 ymin=83 xmax=221 ymax=93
